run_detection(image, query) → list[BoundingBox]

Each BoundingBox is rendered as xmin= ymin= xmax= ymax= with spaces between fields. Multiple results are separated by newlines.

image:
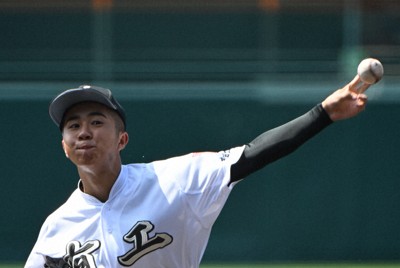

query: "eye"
xmin=92 ymin=120 xmax=103 ymax=126
xmin=68 ymin=123 xmax=80 ymax=129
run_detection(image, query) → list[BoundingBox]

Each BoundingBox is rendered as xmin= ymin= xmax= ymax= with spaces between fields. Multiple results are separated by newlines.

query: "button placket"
xmin=102 ymin=203 xmax=113 ymax=233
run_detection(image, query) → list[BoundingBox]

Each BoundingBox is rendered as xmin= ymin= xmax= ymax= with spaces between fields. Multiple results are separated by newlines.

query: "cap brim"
xmin=49 ymin=88 xmax=117 ymax=128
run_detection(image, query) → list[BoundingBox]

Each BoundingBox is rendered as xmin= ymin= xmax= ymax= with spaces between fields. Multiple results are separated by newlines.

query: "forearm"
xmin=230 ymin=104 xmax=332 ymax=182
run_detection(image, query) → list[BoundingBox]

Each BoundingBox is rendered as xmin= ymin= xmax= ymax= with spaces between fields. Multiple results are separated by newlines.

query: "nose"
xmin=78 ymin=123 xmax=92 ymax=140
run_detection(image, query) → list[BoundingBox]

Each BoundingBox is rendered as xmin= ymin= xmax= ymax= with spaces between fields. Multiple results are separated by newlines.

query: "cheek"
xmin=62 ymin=139 xmax=73 ymax=157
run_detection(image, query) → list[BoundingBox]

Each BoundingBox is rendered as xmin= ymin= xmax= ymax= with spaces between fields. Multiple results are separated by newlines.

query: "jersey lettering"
xmin=118 ymin=221 xmax=173 ymax=266
xmin=63 ymin=240 xmax=100 ymax=268
xmin=219 ymin=150 xmax=231 ymax=161
xmin=44 ymin=222 xmax=172 ymax=267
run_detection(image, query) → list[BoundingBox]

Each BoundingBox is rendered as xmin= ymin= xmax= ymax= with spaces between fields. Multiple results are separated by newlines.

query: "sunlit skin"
xmin=322 ymin=75 xmax=369 ymax=121
xmin=61 ymin=102 xmax=129 ymax=202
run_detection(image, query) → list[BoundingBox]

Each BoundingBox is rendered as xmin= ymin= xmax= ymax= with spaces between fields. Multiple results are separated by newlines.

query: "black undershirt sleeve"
xmin=230 ymin=104 xmax=333 ymax=182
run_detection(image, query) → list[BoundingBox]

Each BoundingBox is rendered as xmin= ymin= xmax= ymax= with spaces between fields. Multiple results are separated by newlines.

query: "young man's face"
xmin=61 ymin=102 xmax=128 ymax=167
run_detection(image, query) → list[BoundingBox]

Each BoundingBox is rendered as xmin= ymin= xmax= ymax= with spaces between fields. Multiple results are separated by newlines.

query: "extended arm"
xmin=230 ymin=75 xmax=369 ymax=182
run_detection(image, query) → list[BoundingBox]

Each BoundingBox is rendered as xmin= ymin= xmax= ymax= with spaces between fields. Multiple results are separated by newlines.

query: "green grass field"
xmin=201 ymin=264 xmax=400 ymax=268
xmin=200 ymin=263 xmax=400 ymax=268
xmin=3 ymin=263 xmax=399 ymax=268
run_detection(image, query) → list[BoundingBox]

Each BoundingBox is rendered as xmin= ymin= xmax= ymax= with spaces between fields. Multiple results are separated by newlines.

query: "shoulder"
xmin=41 ymin=189 xmax=82 ymax=226
xmin=152 ymin=146 xmax=245 ymax=168
xmin=146 ymin=146 xmax=245 ymax=176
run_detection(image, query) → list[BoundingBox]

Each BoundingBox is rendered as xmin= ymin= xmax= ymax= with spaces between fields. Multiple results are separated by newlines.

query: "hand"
xmin=321 ymin=75 xmax=369 ymax=122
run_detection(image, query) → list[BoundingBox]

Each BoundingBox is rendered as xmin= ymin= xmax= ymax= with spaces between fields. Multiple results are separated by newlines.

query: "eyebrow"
xmin=64 ymin=111 xmax=107 ymax=124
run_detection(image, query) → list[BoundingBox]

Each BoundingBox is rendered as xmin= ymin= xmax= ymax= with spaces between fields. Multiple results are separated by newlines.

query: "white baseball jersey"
xmin=25 ymin=146 xmax=244 ymax=268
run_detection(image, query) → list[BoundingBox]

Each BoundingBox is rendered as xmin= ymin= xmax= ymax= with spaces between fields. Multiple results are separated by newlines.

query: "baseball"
xmin=357 ymin=58 xmax=384 ymax=84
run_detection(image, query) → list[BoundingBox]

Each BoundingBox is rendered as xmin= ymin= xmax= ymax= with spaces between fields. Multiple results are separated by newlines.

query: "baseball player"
xmin=25 ymin=77 xmax=369 ymax=268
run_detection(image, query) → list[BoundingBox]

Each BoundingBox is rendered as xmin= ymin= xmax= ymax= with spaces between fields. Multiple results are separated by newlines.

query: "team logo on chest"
xmin=118 ymin=221 xmax=173 ymax=266
xmin=64 ymin=240 xmax=101 ymax=267
xmin=44 ymin=221 xmax=173 ymax=267
xmin=44 ymin=240 xmax=101 ymax=268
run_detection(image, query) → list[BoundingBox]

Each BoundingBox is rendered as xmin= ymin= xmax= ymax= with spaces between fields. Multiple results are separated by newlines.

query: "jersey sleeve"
xmin=154 ymin=146 xmax=245 ymax=228
xmin=25 ymin=252 xmax=44 ymax=268
xmin=24 ymin=218 xmax=50 ymax=267
xmin=24 ymin=191 xmax=82 ymax=268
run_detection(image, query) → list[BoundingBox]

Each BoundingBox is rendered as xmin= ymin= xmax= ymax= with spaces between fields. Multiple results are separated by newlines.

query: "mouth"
xmin=76 ymin=144 xmax=95 ymax=150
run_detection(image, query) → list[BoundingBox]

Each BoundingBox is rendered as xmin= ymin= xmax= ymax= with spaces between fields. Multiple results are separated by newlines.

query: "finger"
xmin=357 ymin=93 xmax=368 ymax=101
xmin=358 ymin=82 xmax=371 ymax=94
xmin=349 ymin=74 xmax=361 ymax=87
xmin=348 ymin=75 xmax=371 ymax=94
xmin=356 ymin=94 xmax=368 ymax=107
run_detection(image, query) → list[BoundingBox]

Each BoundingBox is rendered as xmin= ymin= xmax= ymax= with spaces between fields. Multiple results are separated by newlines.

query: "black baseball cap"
xmin=49 ymin=85 xmax=126 ymax=130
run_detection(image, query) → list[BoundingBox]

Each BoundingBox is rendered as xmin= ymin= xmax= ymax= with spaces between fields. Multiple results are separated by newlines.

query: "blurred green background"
xmin=1 ymin=0 xmax=400 ymax=266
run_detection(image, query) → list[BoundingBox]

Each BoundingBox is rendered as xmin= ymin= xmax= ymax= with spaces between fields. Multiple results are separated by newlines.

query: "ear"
xmin=61 ymin=140 xmax=70 ymax=158
xmin=118 ymin=132 xmax=129 ymax=152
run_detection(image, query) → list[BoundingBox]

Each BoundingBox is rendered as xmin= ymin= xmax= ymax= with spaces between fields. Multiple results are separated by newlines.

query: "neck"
xmin=78 ymin=162 xmax=122 ymax=202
